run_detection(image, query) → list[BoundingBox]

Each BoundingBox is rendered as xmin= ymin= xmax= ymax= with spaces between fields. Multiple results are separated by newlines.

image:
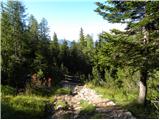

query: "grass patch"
xmin=123 ymin=101 xmax=159 ymax=119
xmin=79 ymin=100 xmax=96 ymax=113
xmin=25 ymin=85 xmax=72 ymax=97
xmin=1 ymin=85 xmax=72 ymax=118
xmin=27 ymin=86 xmax=52 ymax=96
xmin=53 ymin=87 xmax=71 ymax=95
xmin=54 ymin=100 xmax=68 ymax=110
xmin=1 ymin=85 xmax=55 ymax=119
xmin=77 ymin=100 xmax=96 ymax=118
xmin=86 ymin=82 xmax=137 ymax=105
xmin=1 ymin=95 xmax=50 ymax=119
xmin=86 ymin=82 xmax=159 ymax=119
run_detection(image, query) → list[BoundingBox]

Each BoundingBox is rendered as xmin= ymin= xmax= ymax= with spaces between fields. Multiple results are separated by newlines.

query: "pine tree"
xmin=39 ymin=18 xmax=50 ymax=41
xmin=84 ymin=34 xmax=94 ymax=58
xmin=27 ymin=14 xmax=39 ymax=59
xmin=95 ymin=1 xmax=159 ymax=104
xmin=49 ymin=32 xmax=59 ymax=67
xmin=31 ymin=18 xmax=50 ymax=75
xmin=79 ymin=27 xmax=86 ymax=49
xmin=59 ymin=39 xmax=69 ymax=74
xmin=86 ymin=34 xmax=94 ymax=50
xmin=27 ymin=15 xmax=40 ymax=72
xmin=28 ymin=14 xmax=39 ymax=41
xmin=1 ymin=1 xmax=13 ymax=84
xmin=1 ymin=1 xmax=27 ymax=87
xmin=52 ymin=32 xmax=59 ymax=49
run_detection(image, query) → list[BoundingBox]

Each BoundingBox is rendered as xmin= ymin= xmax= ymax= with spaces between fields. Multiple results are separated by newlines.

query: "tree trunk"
xmin=138 ymin=16 xmax=149 ymax=104
xmin=138 ymin=70 xmax=148 ymax=105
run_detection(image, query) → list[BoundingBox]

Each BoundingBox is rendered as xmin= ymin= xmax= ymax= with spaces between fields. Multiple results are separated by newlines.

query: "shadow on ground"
xmin=122 ymin=100 xmax=159 ymax=119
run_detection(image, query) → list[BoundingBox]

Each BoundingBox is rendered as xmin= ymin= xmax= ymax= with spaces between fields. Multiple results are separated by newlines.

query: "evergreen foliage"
xmin=95 ymin=0 xmax=159 ymax=105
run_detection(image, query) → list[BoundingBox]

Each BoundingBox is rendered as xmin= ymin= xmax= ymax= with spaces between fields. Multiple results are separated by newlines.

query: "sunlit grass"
xmin=1 ymin=85 xmax=53 ymax=119
xmin=1 ymin=94 xmax=50 ymax=119
xmin=86 ymin=82 xmax=137 ymax=105
xmin=1 ymin=85 xmax=73 ymax=119
xmin=86 ymin=82 xmax=159 ymax=119
xmin=79 ymin=100 xmax=96 ymax=113
xmin=54 ymin=99 xmax=68 ymax=110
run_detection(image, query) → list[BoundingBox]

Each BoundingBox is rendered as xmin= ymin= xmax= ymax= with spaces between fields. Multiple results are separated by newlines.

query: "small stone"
xmin=125 ymin=111 xmax=132 ymax=116
xmin=107 ymin=101 xmax=116 ymax=106
xmin=74 ymin=106 xmax=82 ymax=110
xmin=56 ymin=105 xmax=63 ymax=110
xmin=124 ymin=111 xmax=135 ymax=119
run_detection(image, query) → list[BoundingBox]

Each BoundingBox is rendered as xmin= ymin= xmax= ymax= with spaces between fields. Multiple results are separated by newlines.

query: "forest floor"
xmin=46 ymin=82 xmax=135 ymax=119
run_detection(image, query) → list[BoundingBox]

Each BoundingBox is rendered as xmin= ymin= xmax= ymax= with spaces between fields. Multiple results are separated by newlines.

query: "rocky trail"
xmin=45 ymin=82 xmax=135 ymax=119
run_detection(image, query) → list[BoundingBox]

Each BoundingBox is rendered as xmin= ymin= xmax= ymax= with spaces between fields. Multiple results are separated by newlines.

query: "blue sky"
xmin=23 ymin=0 xmax=126 ymax=41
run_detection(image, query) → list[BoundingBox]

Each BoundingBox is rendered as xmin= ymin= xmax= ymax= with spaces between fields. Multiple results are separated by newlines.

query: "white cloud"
xmin=49 ymin=20 xmax=127 ymax=41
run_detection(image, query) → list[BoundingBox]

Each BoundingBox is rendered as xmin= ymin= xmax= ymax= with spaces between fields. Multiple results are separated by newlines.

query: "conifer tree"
xmin=52 ymin=32 xmax=59 ymax=49
xmin=39 ymin=18 xmax=50 ymax=41
xmin=1 ymin=1 xmax=27 ymax=86
xmin=79 ymin=27 xmax=86 ymax=49
xmin=86 ymin=34 xmax=94 ymax=50
xmin=95 ymin=1 xmax=159 ymax=104
xmin=49 ymin=32 xmax=59 ymax=67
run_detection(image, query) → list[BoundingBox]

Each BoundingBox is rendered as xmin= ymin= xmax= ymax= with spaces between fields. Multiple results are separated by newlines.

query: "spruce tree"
xmin=86 ymin=34 xmax=94 ymax=50
xmin=95 ymin=1 xmax=159 ymax=104
xmin=1 ymin=1 xmax=27 ymax=87
xmin=79 ymin=27 xmax=86 ymax=49
xmin=52 ymin=32 xmax=59 ymax=49
xmin=39 ymin=18 xmax=50 ymax=41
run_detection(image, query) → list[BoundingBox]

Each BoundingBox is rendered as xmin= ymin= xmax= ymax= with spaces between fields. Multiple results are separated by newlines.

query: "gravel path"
xmin=46 ymin=84 xmax=135 ymax=119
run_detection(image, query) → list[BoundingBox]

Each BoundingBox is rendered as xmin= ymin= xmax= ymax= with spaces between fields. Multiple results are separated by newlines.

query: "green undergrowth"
xmin=1 ymin=85 xmax=53 ymax=119
xmin=86 ymin=80 xmax=159 ymax=119
xmin=79 ymin=100 xmax=96 ymax=114
xmin=53 ymin=87 xmax=71 ymax=95
xmin=1 ymin=85 xmax=72 ymax=119
xmin=123 ymin=101 xmax=159 ymax=119
xmin=86 ymin=82 xmax=137 ymax=105
xmin=54 ymin=100 xmax=68 ymax=110
xmin=1 ymin=95 xmax=50 ymax=119
xmin=25 ymin=85 xmax=72 ymax=97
